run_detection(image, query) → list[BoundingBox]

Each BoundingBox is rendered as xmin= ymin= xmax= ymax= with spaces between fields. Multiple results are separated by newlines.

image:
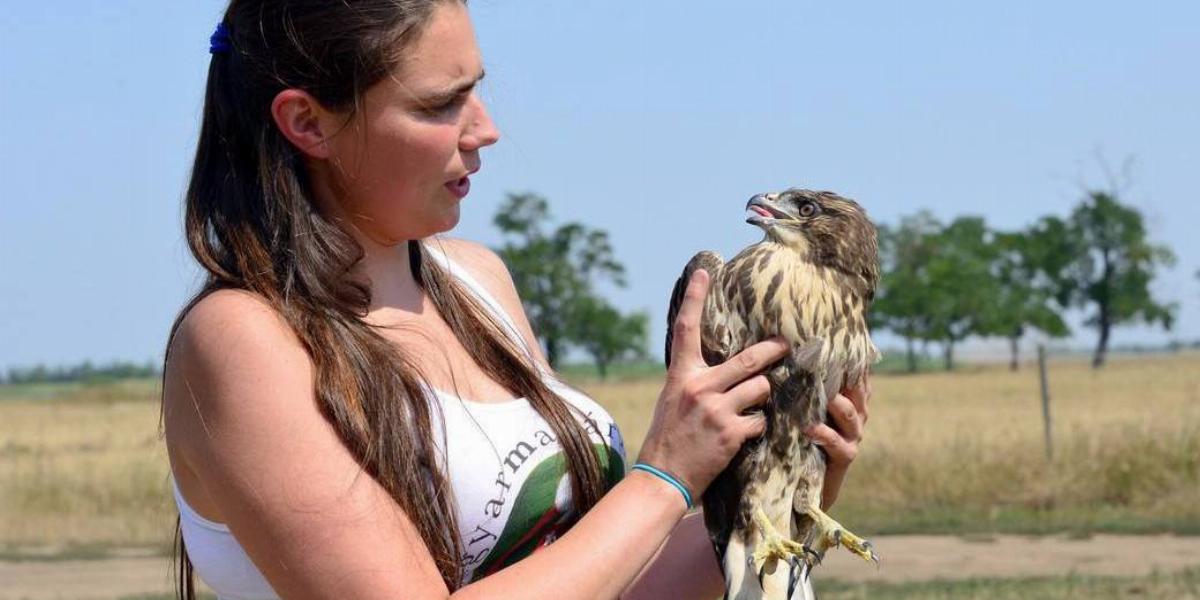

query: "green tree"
xmin=989 ymin=229 xmax=1070 ymax=370
xmin=568 ymin=296 xmax=649 ymax=379
xmin=493 ymin=192 xmax=633 ymax=368
xmin=1021 ymin=215 xmax=1082 ymax=309
xmin=872 ymin=211 xmax=942 ymax=372
xmin=924 ymin=217 xmax=1001 ymax=371
xmin=1064 ymin=190 xmax=1176 ymax=368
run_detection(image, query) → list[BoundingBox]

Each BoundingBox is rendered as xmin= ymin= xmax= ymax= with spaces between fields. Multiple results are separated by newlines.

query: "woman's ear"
xmin=271 ymin=89 xmax=336 ymax=159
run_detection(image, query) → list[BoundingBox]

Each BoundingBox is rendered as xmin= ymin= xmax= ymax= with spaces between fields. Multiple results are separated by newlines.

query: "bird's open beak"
xmin=745 ymin=194 xmax=791 ymax=227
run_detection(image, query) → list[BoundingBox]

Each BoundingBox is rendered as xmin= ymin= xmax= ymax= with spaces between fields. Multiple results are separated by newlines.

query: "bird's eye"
xmin=798 ymin=201 xmax=820 ymax=218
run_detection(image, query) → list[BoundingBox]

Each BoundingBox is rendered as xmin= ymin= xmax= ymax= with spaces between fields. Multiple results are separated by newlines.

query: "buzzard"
xmin=665 ymin=188 xmax=880 ymax=599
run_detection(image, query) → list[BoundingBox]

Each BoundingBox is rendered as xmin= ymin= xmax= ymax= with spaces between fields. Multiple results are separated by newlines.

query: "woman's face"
xmin=322 ymin=1 xmax=499 ymax=245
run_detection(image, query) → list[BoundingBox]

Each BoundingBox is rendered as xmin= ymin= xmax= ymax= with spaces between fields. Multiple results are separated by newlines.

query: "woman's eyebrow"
xmin=418 ymin=71 xmax=486 ymax=103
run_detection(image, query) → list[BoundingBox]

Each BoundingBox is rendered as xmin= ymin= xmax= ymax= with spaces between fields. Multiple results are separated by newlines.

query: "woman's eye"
xmin=798 ymin=201 xmax=819 ymax=217
xmin=422 ymin=94 xmax=468 ymax=117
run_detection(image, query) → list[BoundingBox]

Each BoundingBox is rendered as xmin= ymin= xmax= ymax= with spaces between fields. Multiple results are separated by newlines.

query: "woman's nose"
xmin=461 ymin=93 xmax=500 ymax=151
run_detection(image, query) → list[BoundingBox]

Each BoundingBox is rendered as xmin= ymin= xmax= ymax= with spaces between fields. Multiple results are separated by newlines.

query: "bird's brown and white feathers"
xmin=665 ymin=189 xmax=880 ymax=599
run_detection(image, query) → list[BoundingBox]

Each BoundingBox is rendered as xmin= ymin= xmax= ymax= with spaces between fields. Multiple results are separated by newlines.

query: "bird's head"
xmin=746 ymin=188 xmax=879 ymax=291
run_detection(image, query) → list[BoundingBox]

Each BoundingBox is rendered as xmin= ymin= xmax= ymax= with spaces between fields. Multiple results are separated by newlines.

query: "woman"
xmin=162 ymin=1 xmax=870 ymax=598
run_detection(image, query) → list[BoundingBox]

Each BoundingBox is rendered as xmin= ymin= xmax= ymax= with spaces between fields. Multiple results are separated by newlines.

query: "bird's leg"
xmin=750 ymin=507 xmax=819 ymax=585
xmin=800 ymin=504 xmax=880 ymax=565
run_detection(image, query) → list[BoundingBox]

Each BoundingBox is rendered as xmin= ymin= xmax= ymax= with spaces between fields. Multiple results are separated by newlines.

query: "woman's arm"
xmin=165 ymin=291 xmax=449 ymax=599
xmin=620 ymin=512 xmax=723 ymax=600
xmin=458 ymin=470 xmax=687 ymax=599
xmin=166 ymin=274 xmax=789 ymax=599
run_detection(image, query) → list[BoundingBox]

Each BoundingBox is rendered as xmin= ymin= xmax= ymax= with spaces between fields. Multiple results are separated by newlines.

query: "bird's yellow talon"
xmin=803 ymin=505 xmax=880 ymax=565
xmin=750 ymin=508 xmax=817 ymax=579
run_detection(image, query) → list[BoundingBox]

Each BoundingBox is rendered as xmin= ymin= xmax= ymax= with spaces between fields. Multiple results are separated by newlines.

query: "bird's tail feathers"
xmin=720 ymin=535 xmax=755 ymax=600
xmin=790 ymin=562 xmax=818 ymax=600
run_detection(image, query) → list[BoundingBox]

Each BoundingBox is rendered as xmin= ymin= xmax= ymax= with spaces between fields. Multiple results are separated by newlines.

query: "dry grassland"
xmin=584 ymin=351 xmax=1200 ymax=535
xmin=0 ymin=380 xmax=171 ymax=550
xmin=816 ymin=567 xmax=1200 ymax=600
xmin=1 ymin=352 xmax=1197 ymax=552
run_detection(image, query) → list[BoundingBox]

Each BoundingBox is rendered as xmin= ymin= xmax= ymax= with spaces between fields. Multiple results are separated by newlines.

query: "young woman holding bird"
xmin=162 ymin=1 xmax=870 ymax=598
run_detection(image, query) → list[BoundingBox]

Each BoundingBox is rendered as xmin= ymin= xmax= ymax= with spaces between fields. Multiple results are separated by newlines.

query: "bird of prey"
xmin=665 ymin=188 xmax=880 ymax=599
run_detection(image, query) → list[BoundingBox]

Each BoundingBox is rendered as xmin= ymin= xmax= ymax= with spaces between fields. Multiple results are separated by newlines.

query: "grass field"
xmin=0 ymin=378 xmax=169 ymax=551
xmin=583 ymin=351 xmax=1200 ymax=537
xmin=0 ymin=352 xmax=1197 ymax=554
xmin=111 ymin=568 xmax=1200 ymax=600
xmin=815 ymin=568 xmax=1200 ymax=600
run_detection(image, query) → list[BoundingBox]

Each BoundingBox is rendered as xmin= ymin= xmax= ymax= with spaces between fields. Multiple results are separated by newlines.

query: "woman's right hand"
xmin=636 ymin=269 xmax=790 ymax=500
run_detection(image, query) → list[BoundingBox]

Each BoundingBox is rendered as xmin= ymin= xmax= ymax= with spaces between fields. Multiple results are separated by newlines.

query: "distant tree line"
xmin=9 ymin=186 xmax=1187 ymax=384
xmin=494 ymin=186 xmax=1185 ymax=378
xmin=873 ymin=187 xmax=1178 ymax=371
xmin=2 ymin=360 xmax=160 ymax=385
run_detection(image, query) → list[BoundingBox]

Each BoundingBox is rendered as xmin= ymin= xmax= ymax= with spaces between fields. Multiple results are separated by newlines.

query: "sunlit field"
xmin=116 ymin=568 xmax=1200 ymax=600
xmin=0 ymin=379 xmax=170 ymax=552
xmin=816 ymin=568 xmax=1200 ymax=600
xmin=585 ymin=351 xmax=1200 ymax=536
xmin=1 ymin=352 xmax=1197 ymax=556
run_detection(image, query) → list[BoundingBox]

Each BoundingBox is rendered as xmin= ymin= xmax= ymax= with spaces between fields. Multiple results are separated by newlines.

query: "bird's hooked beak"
xmin=745 ymin=193 xmax=793 ymax=229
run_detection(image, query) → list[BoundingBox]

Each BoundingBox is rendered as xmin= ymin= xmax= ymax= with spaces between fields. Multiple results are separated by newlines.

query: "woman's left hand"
xmin=803 ymin=375 xmax=871 ymax=510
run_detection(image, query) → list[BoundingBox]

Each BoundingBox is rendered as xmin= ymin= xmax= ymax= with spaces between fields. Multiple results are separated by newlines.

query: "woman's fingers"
xmin=804 ymin=422 xmax=858 ymax=466
xmin=739 ymin=410 xmax=767 ymax=439
xmin=726 ymin=374 xmax=772 ymax=413
xmin=799 ymin=377 xmax=871 ymax=511
xmin=810 ymin=424 xmax=851 ymax=510
xmin=842 ymin=378 xmax=871 ymax=425
xmin=668 ymin=270 xmax=711 ymax=371
xmin=827 ymin=392 xmax=864 ymax=443
xmin=708 ymin=337 xmax=790 ymax=392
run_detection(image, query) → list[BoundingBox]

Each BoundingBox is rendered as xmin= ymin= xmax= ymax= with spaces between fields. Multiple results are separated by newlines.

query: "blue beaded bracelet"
xmin=631 ymin=463 xmax=693 ymax=509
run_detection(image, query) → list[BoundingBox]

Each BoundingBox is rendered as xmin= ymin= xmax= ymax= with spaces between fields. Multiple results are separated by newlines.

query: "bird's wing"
xmin=667 ymin=252 xmax=782 ymax=581
xmin=664 ymin=250 xmax=728 ymax=367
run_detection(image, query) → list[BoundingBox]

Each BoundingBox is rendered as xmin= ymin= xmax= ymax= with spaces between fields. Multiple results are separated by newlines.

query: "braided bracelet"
xmin=631 ymin=463 xmax=693 ymax=509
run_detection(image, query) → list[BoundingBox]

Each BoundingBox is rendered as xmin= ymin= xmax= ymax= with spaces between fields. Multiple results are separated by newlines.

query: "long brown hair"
xmin=165 ymin=1 xmax=607 ymax=595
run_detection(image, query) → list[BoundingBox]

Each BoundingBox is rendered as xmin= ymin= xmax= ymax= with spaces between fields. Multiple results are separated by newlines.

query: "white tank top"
xmin=173 ymin=245 xmax=627 ymax=599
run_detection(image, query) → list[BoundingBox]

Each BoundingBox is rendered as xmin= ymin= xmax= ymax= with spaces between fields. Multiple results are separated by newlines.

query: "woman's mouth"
xmin=445 ymin=176 xmax=471 ymax=199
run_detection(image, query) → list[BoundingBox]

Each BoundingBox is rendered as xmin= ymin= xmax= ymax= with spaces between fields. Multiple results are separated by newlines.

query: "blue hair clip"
xmin=209 ymin=21 xmax=232 ymax=54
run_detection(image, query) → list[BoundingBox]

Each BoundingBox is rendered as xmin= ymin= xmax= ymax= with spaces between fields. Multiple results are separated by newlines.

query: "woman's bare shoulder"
xmin=163 ymin=289 xmax=447 ymax=597
xmin=163 ymin=289 xmax=314 ymax=449
xmin=170 ymin=289 xmax=307 ymax=366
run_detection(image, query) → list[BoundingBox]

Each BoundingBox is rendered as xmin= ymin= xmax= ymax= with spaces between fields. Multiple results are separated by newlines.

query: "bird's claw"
xmin=751 ymin=508 xmax=820 ymax=591
xmin=805 ymin=505 xmax=881 ymax=565
xmin=786 ymin=555 xmax=802 ymax=598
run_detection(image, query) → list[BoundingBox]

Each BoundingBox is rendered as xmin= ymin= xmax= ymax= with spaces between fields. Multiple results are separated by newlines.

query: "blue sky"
xmin=2 ymin=1 xmax=1198 ymax=369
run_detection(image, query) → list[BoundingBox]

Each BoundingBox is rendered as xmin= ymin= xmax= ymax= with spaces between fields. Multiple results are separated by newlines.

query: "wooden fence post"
xmin=1037 ymin=344 xmax=1053 ymax=461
